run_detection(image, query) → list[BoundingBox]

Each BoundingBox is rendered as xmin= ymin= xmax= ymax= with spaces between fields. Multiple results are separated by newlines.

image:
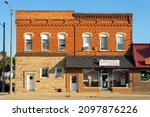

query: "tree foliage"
xmin=0 ymin=51 xmax=15 ymax=76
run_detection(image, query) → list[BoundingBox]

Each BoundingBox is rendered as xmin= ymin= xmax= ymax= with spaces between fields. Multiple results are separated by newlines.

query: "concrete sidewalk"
xmin=1 ymin=92 xmax=150 ymax=100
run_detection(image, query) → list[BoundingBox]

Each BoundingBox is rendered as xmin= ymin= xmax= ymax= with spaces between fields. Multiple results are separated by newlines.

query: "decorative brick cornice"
xmin=16 ymin=19 xmax=132 ymax=27
xmin=16 ymin=52 xmax=66 ymax=57
xmin=16 ymin=13 xmax=132 ymax=28
xmin=16 ymin=23 xmax=132 ymax=28
xmin=73 ymin=13 xmax=132 ymax=20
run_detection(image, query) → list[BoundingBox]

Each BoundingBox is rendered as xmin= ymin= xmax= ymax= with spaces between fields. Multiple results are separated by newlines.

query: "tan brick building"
xmin=15 ymin=10 xmax=138 ymax=93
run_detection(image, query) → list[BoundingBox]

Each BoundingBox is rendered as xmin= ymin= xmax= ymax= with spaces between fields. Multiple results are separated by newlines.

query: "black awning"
xmin=66 ymin=56 xmax=135 ymax=69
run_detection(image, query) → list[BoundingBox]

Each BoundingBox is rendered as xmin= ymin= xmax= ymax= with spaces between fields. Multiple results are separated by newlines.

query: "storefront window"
xmin=83 ymin=69 xmax=99 ymax=87
xmin=141 ymin=70 xmax=150 ymax=81
xmin=113 ymin=69 xmax=129 ymax=87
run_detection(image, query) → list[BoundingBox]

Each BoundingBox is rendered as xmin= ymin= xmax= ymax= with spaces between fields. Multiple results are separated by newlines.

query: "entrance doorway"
xmin=70 ymin=75 xmax=78 ymax=91
xmin=101 ymin=70 xmax=109 ymax=90
xmin=27 ymin=74 xmax=34 ymax=91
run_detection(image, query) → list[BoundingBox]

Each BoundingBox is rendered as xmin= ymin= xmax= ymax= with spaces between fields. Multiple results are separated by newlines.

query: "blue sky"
xmin=0 ymin=0 xmax=150 ymax=56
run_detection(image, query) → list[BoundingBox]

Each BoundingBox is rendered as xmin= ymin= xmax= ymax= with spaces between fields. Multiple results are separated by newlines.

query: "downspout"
xmin=74 ymin=25 xmax=76 ymax=56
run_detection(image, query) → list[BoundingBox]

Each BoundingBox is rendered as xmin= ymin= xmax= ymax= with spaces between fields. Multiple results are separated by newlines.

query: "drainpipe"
xmin=73 ymin=25 xmax=76 ymax=56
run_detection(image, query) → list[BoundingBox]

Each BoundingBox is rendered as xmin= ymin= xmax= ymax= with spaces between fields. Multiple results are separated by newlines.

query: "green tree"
xmin=0 ymin=51 xmax=15 ymax=77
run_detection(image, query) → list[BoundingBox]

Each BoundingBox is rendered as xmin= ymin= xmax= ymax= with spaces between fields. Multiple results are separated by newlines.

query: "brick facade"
xmin=134 ymin=69 xmax=150 ymax=92
xmin=16 ymin=11 xmax=132 ymax=56
xmin=16 ymin=10 xmax=138 ymax=93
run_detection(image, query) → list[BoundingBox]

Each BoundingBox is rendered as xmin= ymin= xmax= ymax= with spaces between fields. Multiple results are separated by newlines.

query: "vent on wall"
xmin=55 ymin=89 xmax=62 ymax=92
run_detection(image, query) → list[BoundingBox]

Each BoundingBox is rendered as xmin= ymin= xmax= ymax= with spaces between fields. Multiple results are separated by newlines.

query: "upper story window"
xmin=24 ymin=33 xmax=33 ymax=51
xmin=99 ymin=33 xmax=109 ymax=51
xmin=57 ymin=33 xmax=66 ymax=51
xmin=116 ymin=33 xmax=125 ymax=51
xmin=82 ymin=33 xmax=91 ymax=51
xmin=41 ymin=33 xmax=50 ymax=51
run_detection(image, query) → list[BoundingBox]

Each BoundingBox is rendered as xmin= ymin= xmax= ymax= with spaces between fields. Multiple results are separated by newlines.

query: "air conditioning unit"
xmin=59 ymin=46 xmax=66 ymax=51
xmin=82 ymin=46 xmax=90 ymax=51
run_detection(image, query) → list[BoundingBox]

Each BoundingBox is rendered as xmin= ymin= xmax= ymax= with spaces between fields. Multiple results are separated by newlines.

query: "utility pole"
xmin=5 ymin=0 xmax=13 ymax=94
xmin=0 ymin=22 xmax=5 ymax=92
xmin=2 ymin=23 xmax=5 ymax=92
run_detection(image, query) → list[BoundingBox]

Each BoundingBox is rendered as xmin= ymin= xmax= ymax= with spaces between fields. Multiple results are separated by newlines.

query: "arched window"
xmin=41 ymin=33 xmax=50 ymax=51
xmin=24 ymin=33 xmax=33 ymax=51
xmin=57 ymin=33 xmax=67 ymax=51
xmin=116 ymin=33 xmax=125 ymax=51
xmin=99 ymin=33 xmax=109 ymax=51
xmin=82 ymin=33 xmax=92 ymax=51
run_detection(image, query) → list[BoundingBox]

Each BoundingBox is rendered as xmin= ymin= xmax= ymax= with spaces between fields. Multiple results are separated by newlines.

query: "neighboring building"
xmin=1 ymin=70 xmax=15 ymax=80
xmin=133 ymin=44 xmax=150 ymax=92
xmin=16 ymin=10 xmax=135 ymax=93
xmin=0 ymin=70 xmax=15 ymax=92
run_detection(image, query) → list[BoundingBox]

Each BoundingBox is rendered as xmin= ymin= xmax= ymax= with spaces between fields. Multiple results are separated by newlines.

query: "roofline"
xmin=66 ymin=55 xmax=133 ymax=57
xmin=74 ymin=13 xmax=133 ymax=15
xmin=16 ymin=10 xmax=132 ymax=15
xmin=133 ymin=43 xmax=150 ymax=45
xmin=16 ymin=10 xmax=75 ymax=12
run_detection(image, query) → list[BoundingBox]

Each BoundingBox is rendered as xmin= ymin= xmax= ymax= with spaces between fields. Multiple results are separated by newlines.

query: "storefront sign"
xmin=99 ymin=59 xmax=120 ymax=66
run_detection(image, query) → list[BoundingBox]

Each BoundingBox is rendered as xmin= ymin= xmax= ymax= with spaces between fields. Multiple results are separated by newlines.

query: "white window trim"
xmin=82 ymin=32 xmax=92 ymax=51
xmin=40 ymin=67 xmax=49 ymax=78
xmin=55 ymin=67 xmax=64 ymax=78
xmin=57 ymin=32 xmax=67 ymax=51
xmin=23 ymin=32 xmax=34 ymax=51
xmin=99 ymin=33 xmax=109 ymax=51
xmin=40 ymin=32 xmax=50 ymax=51
xmin=115 ymin=32 xmax=126 ymax=51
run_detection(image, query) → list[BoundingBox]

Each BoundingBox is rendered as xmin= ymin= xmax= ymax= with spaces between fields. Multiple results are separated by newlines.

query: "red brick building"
xmin=15 ymin=10 xmax=147 ymax=93
xmin=133 ymin=44 xmax=150 ymax=92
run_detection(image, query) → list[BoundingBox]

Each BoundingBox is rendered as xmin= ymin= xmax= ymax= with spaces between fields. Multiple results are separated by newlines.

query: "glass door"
xmin=102 ymin=74 xmax=108 ymax=88
xmin=101 ymin=69 xmax=109 ymax=90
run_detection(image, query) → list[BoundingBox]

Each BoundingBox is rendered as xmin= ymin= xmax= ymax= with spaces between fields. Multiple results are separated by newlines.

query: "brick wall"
xmin=16 ymin=11 xmax=132 ymax=56
xmin=134 ymin=69 xmax=150 ymax=92
xmin=16 ymin=10 xmax=74 ymax=19
xmin=16 ymin=26 xmax=75 ymax=56
xmin=74 ymin=26 xmax=132 ymax=56
xmin=66 ymin=69 xmax=100 ymax=92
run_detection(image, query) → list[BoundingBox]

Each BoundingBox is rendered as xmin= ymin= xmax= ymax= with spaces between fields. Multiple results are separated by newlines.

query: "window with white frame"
xmin=82 ymin=33 xmax=91 ymax=51
xmin=57 ymin=33 xmax=66 ymax=51
xmin=24 ymin=33 xmax=32 ymax=51
xmin=116 ymin=33 xmax=125 ymax=51
xmin=55 ymin=67 xmax=64 ymax=78
xmin=41 ymin=33 xmax=49 ymax=51
xmin=40 ymin=67 xmax=49 ymax=78
xmin=100 ymin=34 xmax=108 ymax=51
